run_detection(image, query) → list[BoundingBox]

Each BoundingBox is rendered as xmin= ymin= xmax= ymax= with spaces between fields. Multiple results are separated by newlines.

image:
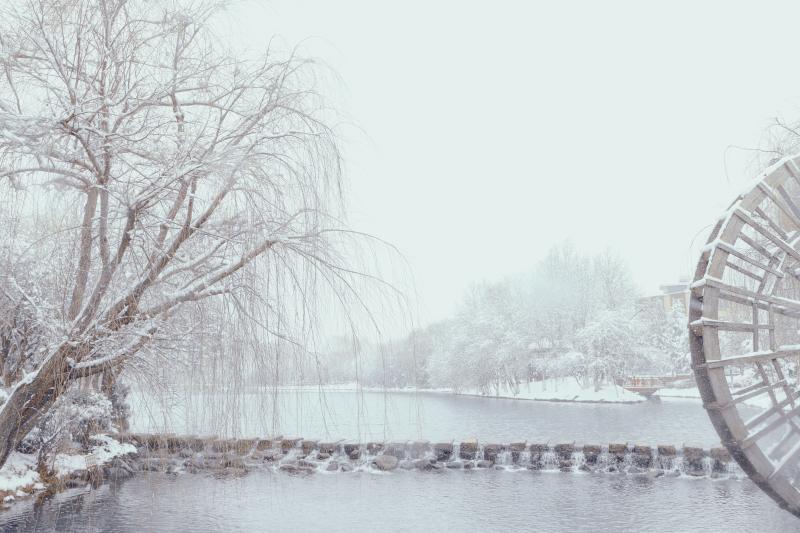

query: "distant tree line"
xmin=319 ymin=242 xmax=690 ymax=392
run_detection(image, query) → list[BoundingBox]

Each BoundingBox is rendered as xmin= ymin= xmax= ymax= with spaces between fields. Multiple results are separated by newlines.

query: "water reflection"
xmin=1 ymin=471 xmax=795 ymax=532
xmin=131 ymin=390 xmax=745 ymax=446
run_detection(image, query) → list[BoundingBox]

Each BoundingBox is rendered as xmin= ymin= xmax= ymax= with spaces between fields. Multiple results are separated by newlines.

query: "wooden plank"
xmin=697 ymin=277 xmax=800 ymax=313
xmin=716 ymin=291 xmax=800 ymax=320
xmin=768 ymin=437 xmax=800 ymax=481
xmin=754 ymin=206 xmax=789 ymax=240
xmin=734 ymin=208 xmax=800 ymax=264
xmin=726 ymin=260 xmax=764 ymax=282
xmin=733 ymin=378 xmax=769 ymax=397
xmin=742 ymin=403 xmax=800 ymax=449
xmin=706 ymin=380 xmax=787 ymax=411
xmin=769 ymin=303 xmax=778 ymax=352
xmin=717 ymin=242 xmax=783 ymax=277
xmin=753 ymin=301 xmax=760 ymax=352
xmin=768 ymin=426 xmax=799 ymax=461
xmin=755 ymin=361 xmax=780 ymax=409
xmin=746 ymin=394 xmax=796 ymax=430
xmin=776 ymin=183 xmax=800 ymax=226
xmin=783 ymin=159 xmax=800 ymax=190
xmin=739 ymin=232 xmax=775 ymax=260
xmin=771 ymin=355 xmax=797 ymax=410
xmin=692 ymin=318 xmax=774 ymax=332
xmin=702 ymin=347 xmax=800 ymax=368
xmin=757 ymin=182 xmax=800 ymax=231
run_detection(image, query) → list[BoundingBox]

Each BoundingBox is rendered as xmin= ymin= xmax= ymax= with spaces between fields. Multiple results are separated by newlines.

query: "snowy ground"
xmin=0 ymin=434 xmax=135 ymax=504
xmin=0 ymin=454 xmax=42 ymax=500
xmin=456 ymin=380 xmax=644 ymax=403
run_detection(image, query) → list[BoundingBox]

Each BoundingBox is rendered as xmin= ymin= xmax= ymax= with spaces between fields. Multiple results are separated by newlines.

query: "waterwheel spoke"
xmin=734 ymin=208 xmax=800 ymax=264
xmin=691 ymin=155 xmax=800 ymax=514
xmin=770 ymin=438 xmax=800 ymax=481
xmin=701 ymin=349 xmax=800 ymax=368
xmin=693 ymin=277 xmax=800 ymax=318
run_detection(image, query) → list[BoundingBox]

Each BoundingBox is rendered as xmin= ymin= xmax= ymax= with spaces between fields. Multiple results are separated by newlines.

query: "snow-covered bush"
xmin=19 ymin=390 xmax=114 ymax=455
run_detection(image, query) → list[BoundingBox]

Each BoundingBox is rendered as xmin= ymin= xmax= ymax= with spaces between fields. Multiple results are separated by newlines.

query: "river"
xmin=129 ymin=388 xmax=745 ymax=447
xmin=1 ymin=389 xmax=794 ymax=531
xmin=2 ymin=469 xmax=796 ymax=532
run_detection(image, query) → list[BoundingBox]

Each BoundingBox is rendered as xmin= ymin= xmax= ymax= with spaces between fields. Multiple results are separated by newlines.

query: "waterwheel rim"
xmin=691 ymin=154 xmax=800 ymax=517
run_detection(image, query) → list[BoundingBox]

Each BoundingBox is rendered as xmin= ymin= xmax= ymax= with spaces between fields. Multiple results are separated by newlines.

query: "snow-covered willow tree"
xmin=0 ymin=0 xmax=369 ymax=467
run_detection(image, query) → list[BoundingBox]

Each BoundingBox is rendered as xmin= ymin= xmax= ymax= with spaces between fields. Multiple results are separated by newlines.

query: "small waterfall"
xmin=596 ymin=447 xmax=611 ymax=471
xmin=282 ymin=446 xmax=301 ymax=463
xmin=572 ymin=451 xmax=586 ymax=472
xmin=518 ymin=449 xmax=532 ymax=468
xmin=621 ymin=447 xmax=633 ymax=471
xmin=125 ymin=434 xmax=744 ymax=479
xmin=654 ymin=450 xmax=676 ymax=472
xmin=701 ymin=456 xmax=714 ymax=476
xmin=539 ymin=449 xmax=558 ymax=471
xmin=422 ymin=447 xmax=437 ymax=462
xmin=672 ymin=455 xmax=686 ymax=476
xmin=724 ymin=461 xmax=740 ymax=476
xmin=496 ymin=449 xmax=512 ymax=467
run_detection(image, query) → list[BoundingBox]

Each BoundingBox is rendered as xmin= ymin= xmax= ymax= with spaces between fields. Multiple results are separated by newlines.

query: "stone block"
xmin=434 ymin=442 xmax=453 ymax=461
xmin=366 ymin=442 xmax=384 ymax=455
xmin=459 ymin=439 xmax=478 ymax=460
xmin=483 ymin=444 xmax=504 ymax=462
xmin=301 ymin=440 xmax=319 ymax=455
xmin=554 ymin=443 xmax=575 ymax=460
xmin=582 ymin=445 xmax=602 ymax=465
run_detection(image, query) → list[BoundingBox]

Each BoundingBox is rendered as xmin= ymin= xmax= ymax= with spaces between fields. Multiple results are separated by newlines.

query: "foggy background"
xmin=211 ymin=0 xmax=800 ymax=327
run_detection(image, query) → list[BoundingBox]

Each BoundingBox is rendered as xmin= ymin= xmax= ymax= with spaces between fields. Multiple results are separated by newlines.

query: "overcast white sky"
xmin=226 ymin=1 xmax=800 ymax=325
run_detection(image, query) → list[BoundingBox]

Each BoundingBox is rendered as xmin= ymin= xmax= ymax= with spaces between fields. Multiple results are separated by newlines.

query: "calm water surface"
xmin=131 ymin=390 xmax=739 ymax=447
xmin=1 ymin=391 xmax=791 ymax=531
xmin=2 ymin=470 xmax=797 ymax=532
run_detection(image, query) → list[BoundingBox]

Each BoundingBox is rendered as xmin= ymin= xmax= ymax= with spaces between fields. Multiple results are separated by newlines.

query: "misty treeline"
xmin=0 ymin=0 xmax=396 ymax=467
xmin=319 ymin=243 xmax=690 ymax=393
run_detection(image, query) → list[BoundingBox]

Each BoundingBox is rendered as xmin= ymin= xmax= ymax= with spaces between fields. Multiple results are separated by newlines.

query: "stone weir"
xmin=113 ymin=435 xmax=740 ymax=479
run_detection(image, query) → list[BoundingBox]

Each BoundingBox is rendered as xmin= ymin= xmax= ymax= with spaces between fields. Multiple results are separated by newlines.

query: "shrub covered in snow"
xmin=19 ymin=390 xmax=115 ymax=456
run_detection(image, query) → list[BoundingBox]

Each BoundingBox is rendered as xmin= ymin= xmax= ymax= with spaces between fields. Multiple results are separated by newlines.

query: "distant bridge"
xmin=619 ymin=375 xmax=692 ymax=397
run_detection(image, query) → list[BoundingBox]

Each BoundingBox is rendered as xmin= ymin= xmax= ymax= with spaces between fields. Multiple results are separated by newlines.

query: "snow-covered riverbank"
xmin=455 ymin=380 xmax=643 ymax=403
xmin=0 ymin=434 xmax=135 ymax=505
xmin=304 ymin=379 xmax=645 ymax=404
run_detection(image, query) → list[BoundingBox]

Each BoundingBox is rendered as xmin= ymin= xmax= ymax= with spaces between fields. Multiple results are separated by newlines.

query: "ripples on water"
xmin=1 ymin=470 xmax=796 ymax=532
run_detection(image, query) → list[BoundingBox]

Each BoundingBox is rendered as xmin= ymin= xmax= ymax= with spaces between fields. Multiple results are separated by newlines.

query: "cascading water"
xmin=701 ymin=456 xmax=714 ymax=476
xmin=654 ymin=450 xmax=677 ymax=472
xmin=572 ymin=451 xmax=586 ymax=472
xmin=595 ymin=447 xmax=611 ymax=470
xmin=518 ymin=449 xmax=532 ymax=468
xmin=495 ymin=449 xmax=512 ymax=467
xmin=539 ymin=449 xmax=558 ymax=471
xmin=124 ymin=434 xmax=744 ymax=479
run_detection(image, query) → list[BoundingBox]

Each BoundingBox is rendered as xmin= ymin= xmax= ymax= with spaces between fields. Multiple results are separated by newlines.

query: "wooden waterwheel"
xmin=691 ymin=155 xmax=800 ymax=517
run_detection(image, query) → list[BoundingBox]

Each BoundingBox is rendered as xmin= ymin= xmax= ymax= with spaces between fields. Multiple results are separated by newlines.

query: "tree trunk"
xmin=0 ymin=345 xmax=72 ymax=468
xmin=101 ymin=367 xmax=129 ymax=431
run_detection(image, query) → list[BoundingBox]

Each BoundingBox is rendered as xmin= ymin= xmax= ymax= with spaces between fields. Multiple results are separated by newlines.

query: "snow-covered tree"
xmin=648 ymin=301 xmax=690 ymax=375
xmin=0 ymin=0 xmax=371 ymax=467
xmin=415 ymin=243 xmax=648 ymax=392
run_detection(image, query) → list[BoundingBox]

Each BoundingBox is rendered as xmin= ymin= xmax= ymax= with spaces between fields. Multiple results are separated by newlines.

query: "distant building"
xmin=638 ymin=278 xmax=690 ymax=314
